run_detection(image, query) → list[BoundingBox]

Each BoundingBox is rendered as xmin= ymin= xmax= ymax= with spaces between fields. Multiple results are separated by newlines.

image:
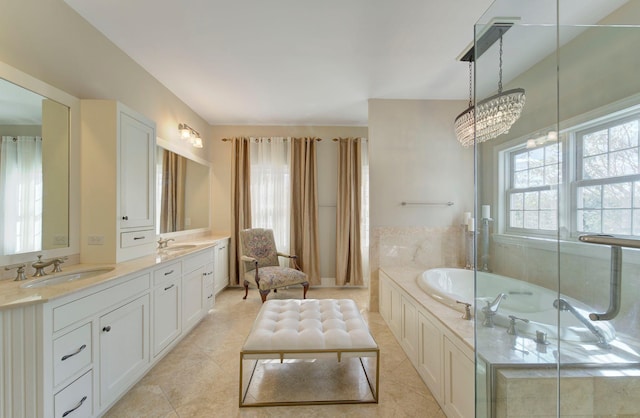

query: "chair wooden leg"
xmin=259 ymin=289 xmax=270 ymax=303
xmin=242 ymin=280 xmax=249 ymax=300
xmin=302 ymin=282 xmax=309 ymax=299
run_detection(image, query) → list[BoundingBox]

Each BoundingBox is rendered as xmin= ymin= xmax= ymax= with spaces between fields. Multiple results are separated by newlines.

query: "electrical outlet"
xmin=88 ymin=235 xmax=105 ymax=245
xmin=53 ymin=235 xmax=68 ymax=245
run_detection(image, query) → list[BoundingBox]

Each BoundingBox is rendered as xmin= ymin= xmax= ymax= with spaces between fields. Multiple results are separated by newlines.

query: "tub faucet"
xmin=553 ymin=298 xmax=610 ymax=348
xmin=482 ymin=293 xmax=507 ymax=327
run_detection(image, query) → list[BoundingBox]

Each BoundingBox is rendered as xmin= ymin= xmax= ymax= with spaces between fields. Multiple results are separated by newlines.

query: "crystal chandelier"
xmin=454 ymin=34 xmax=526 ymax=147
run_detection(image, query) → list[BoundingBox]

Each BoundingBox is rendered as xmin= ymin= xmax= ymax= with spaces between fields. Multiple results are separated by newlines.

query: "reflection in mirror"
xmin=0 ymin=78 xmax=69 ymax=256
xmin=156 ymin=146 xmax=210 ymax=234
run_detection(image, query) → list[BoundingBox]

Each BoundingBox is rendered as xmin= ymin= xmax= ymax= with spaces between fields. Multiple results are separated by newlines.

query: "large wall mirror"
xmin=0 ymin=76 xmax=70 ymax=256
xmin=156 ymin=138 xmax=211 ymax=235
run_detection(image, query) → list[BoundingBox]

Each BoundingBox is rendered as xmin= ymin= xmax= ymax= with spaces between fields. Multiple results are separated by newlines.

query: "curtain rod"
xmin=220 ymin=137 xmax=323 ymax=142
xmin=401 ymin=201 xmax=454 ymax=207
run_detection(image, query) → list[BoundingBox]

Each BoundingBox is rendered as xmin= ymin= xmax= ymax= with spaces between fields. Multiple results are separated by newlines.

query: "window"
xmin=506 ymin=142 xmax=562 ymax=235
xmin=502 ymin=106 xmax=640 ymax=239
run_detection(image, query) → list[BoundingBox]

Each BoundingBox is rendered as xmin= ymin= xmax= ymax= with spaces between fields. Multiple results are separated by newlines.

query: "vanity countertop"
xmin=0 ymin=235 xmax=229 ymax=310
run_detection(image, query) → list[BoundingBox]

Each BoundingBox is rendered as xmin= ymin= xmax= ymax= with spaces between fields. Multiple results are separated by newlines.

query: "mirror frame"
xmin=0 ymin=61 xmax=80 ymax=267
xmin=156 ymin=137 xmax=212 ymax=239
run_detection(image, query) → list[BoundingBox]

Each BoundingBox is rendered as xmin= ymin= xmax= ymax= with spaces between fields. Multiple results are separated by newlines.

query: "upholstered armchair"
xmin=239 ymin=228 xmax=309 ymax=303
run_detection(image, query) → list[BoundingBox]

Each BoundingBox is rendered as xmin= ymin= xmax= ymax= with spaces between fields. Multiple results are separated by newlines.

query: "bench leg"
xmin=302 ymin=282 xmax=309 ymax=299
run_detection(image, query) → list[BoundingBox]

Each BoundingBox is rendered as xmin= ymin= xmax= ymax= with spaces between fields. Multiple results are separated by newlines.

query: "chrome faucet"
xmin=482 ymin=293 xmax=507 ymax=327
xmin=157 ymin=237 xmax=175 ymax=249
xmin=32 ymin=255 xmax=56 ymax=277
xmin=553 ymin=298 xmax=610 ymax=348
xmin=51 ymin=256 xmax=68 ymax=273
xmin=506 ymin=315 xmax=529 ymax=336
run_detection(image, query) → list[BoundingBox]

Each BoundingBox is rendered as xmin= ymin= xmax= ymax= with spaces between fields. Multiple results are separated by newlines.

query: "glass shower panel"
xmin=474 ymin=0 xmax=640 ymax=417
xmin=474 ymin=1 xmax=560 ymax=417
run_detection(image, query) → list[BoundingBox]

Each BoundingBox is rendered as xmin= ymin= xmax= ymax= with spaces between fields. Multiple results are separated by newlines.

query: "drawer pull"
xmin=164 ymin=284 xmax=175 ymax=291
xmin=122 ymin=216 xmax=128 ymax=221
xmin=133 ymin=236 xmax=146 ymax=240
xmin=207 ymin=294 xmax=213 ymax=299
xmin=164 ymin=270 xmax=174 ymax=276
xmin=62 ymin=395 xmax=87 ymax=417
xmin=61 ymin=344 xmax=87 ymax=361
xmin=102 ymin=325 xmax=111 ymax=332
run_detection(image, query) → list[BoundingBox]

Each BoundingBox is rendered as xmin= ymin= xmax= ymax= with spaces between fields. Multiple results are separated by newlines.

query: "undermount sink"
xmin=161 ymin=244 xmax=197 ymax=252
xmin=20 ymin=267 xmax=115 ymax=289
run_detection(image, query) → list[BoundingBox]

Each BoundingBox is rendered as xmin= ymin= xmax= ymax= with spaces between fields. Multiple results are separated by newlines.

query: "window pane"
xmin=583 ymin=154 xmax=608 ymax=179
xmin=514 ymin=171 xmax=528 ymax=188
xmin=544 ymin=164 xmax=559 ymax=185
xmin=529 ymin=167 xmax=544 ymax=187
xmin=524 ymin=211 xmax=539 ymax=229
xmin=510 ymin=211 xmax=524 ymax=228
xmin=603 ymin=209 xmax=631 ymax=234
xmin=539 ymin=210 xmax=557 ymax=230
xmin=634 ymin=210 xmax=640 ymax=235
xmin=580 ymin=209 xmax=601 ymax=233
xmin=610 ymin=121 xmax=638 ymax=151
xmin=524 ymin=192 xmax=539 ymax=210
xmin=528 ymin=148 xmax=544 ymax=168
xmin=540 ymin=190 xmax=557 ymax=210
xmin=510 ymin=193 xmax=524 ymax=210
xmin=514 ymin=153 xmax=528 ymax=171
xmin=635 ymin=182 xmax=640 ymax=208
xmin=578 ymin=185 xmax=602 ymax=209
xmin=609 ymin=149 xmax=638 ymax=176
xmin=583 ymin=129 xmax=608 ymax=156
xmin=545 ymin=143 xmax=560 ymax=164
xmin=603 ymin=183 xmax=631 ymax=208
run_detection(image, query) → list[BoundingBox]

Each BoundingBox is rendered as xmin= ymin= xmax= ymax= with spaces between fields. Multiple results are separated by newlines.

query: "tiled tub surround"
xmin=382 ymin=266 xmax=640 ymax=418
xmin=369 ymin=226 xmax=466 ymax=312
xmin=0 ymin=235 xmax=228 ymax=418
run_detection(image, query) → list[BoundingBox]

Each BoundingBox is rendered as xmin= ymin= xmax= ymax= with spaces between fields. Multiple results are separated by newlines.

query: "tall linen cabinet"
xmin=80 ymin=100 xmax=156 ymax=263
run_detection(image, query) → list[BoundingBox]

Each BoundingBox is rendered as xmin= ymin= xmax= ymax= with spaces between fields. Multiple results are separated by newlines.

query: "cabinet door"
xmin=153 ymin=279 xmax=181 ymax=357
xmin=214 ymin=241 xmax=229 ymax=294
xmin=119 ymin=111 xmax=155 ymax=229
xmin=400 ymin=295 xmax=418 ymax=364
xmin=418 ymin=310 xmax=442 ymax=403
xmin=379 ymin=273 xmax=402 ymax=338
xmin=182 ymin=267 xmax=204 ymax=331
xmin=443 ymin=336 xmax=475 ymax=418
xmin=99 ymin=295 xmax=149 ymax=408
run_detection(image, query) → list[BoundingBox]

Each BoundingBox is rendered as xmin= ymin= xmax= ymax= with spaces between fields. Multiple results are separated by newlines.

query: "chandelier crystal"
xmin=454 ymin=33 xmax=525 ymax=147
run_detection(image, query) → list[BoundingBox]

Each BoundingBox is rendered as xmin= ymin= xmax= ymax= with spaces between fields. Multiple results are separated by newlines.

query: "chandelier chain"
xmin=498 ymin=34 xmax=503 ymax=93
xmin=468 ymin=61 xmax=473 ymax=108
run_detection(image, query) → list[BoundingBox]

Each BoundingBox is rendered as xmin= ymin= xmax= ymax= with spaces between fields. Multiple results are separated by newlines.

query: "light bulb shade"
xmin=179 ymin=124 xmax=191 ymax=139
xmin=454 ymin=88 xmax=526 ymax=147
xmin=192 ymin=137 xmax=203 ymax=148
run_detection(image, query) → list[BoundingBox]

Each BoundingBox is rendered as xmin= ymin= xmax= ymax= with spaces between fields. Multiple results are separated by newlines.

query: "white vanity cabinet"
xmin=214 ymin=238 xmax=229 ymax=295
xmin=152 ymin=262 xmax=182 ymax=357
xmin=99 ymin=294 xmax=150 ymax=409
xmin=379 ymin=270 xmax=475 ymax=418
xmin=181 ymin=248 xmax=214 ymax=332
xmin=80 ymin=100 xmax=156 ymax=264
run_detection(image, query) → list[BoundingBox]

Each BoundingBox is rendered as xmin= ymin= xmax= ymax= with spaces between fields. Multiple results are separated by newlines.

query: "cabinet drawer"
xmin=53 ymin=273 xmax=150 ymax=332
xmin=54 ymin=370 xmax=93 ymax=418
xmin=183 ymin=249 xmax=213 ymax=274
xmin=121 ymin=229 xmax=155 ymax=248
xmin=54 ymin=323 xmax=92 ymax=388
xmin=153 ymin=261 xmax=182 ymax=286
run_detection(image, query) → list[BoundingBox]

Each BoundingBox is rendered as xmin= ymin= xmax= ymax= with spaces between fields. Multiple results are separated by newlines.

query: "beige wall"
xmin=368 ymin=99 xmax=474 ymax=310
xmin=209 ymin=125 xmax=367 ymax=283
xmin=0 ymin=0 xmax=209 ymax=160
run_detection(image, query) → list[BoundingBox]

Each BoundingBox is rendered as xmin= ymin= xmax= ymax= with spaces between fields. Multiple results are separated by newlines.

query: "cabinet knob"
xmin=102 ymin=325 xmax=111 ymax=332
xmin=122 ymin=216 xmax=129 ymax=220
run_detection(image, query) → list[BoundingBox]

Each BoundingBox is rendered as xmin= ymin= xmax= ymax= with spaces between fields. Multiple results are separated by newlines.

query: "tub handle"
xmin=455 ymin=300 xmax=472 ymax=320
xmin=578 ymin=234 xmax=636 ymax=321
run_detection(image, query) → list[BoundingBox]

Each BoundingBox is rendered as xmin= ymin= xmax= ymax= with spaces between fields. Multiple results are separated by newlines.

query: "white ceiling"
xmin=61 ymin=0 xmax=496 ymax=126
xmin=45 ymin=0 xmax=629 ymax=127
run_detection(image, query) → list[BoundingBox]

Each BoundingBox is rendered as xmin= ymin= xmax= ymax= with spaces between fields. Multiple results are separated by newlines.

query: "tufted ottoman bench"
xmin=239 ymin=299 xmax=379 ymax=407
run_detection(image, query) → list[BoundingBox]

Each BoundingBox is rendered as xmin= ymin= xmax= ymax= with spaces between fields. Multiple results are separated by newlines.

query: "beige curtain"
xmin=290 ymin=137 xmax=320 ymax=284
xmin=230 ymin=137 xmax=252 ymax=285
xmin=160 ymin=151 xmax=187 ymax=233
xmin=335 ymin=137 xmax=363 ymax=286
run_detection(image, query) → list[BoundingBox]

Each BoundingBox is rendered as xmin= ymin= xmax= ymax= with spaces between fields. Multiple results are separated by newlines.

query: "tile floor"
xmin=104 ymin=287 xmax=445 ymax=417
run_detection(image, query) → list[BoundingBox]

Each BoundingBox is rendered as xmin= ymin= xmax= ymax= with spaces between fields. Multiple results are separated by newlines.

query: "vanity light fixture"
xmin=454 ymin=21 xmax=526 ymax=147
xmin=178 ymin=123 xmax=204 ymax=148
xmin=525 ymin=131 xmax=558 ymax=149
